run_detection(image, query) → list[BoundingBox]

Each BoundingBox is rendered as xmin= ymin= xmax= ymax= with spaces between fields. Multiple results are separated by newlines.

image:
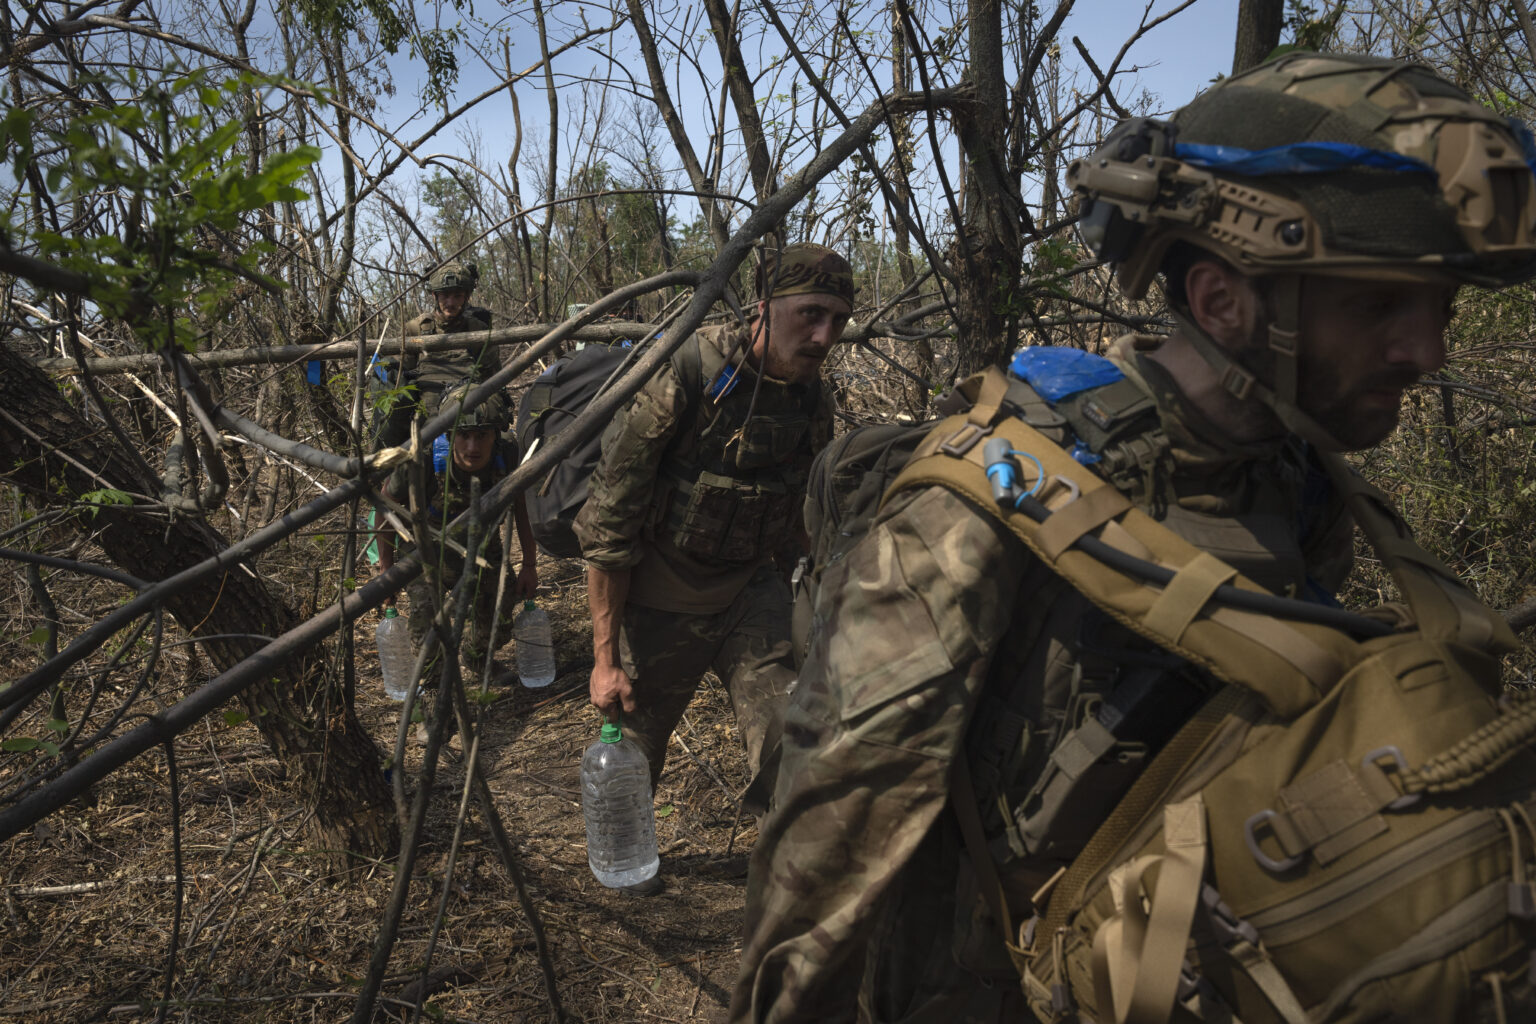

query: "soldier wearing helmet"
xmin=734 ymin=54 xmax=1536 ymax=1023
xmin=372 ymin=259 xmax=499 ymax=450
xmin=377 ymin=382 xmax=539 ymax=697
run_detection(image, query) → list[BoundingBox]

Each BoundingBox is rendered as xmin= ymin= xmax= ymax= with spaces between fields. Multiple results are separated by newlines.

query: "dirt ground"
xmin=1 ymin=553 xmax=763 ymax=1023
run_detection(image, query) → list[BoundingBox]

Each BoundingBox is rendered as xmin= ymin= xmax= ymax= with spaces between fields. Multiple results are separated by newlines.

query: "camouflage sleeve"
xmin=572 ymin=361 xmax=688 ymax=569
xmin=731 ymin=485 xmax=1028 ymax=1024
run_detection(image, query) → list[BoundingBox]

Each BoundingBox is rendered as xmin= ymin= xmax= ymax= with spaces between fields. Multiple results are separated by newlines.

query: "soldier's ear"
xmin=1184 ymin=260 xmax=1254 ymax=347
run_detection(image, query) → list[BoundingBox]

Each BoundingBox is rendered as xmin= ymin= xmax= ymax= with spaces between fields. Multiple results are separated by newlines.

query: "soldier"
xmin=373 ymin=259 xmax=499 ymax=450
xmin=377 ymin=384 xmax=538 ymax=692
xmin=575 ymin=242 xmax=855 ymax=883
xmin=733 ymin=54 xmax=1536 ymax=1022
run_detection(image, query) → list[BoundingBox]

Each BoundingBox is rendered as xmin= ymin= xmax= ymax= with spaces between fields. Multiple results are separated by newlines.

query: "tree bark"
xmin=0 ymin=341 xmax=397 ymax=871
xmin=953 ymin=0 xmax=1024 ymax=377
xmin=701 ymin=0 xmax=776 ymax=206
xmin=1232 ymin=0 xmax=1283 ymax=76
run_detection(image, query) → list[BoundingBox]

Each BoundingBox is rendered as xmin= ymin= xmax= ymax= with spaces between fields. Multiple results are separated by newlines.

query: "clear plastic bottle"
xmin=581 ymin=720 xmax=659 ymax=888
xmin=514 ymin=600 xmax=556 ymax=688
xmin=375 ymin=607 xmax=415 ymax=701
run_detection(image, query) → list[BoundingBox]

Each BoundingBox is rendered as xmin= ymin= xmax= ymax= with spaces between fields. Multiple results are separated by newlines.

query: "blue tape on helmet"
xmin=1507 ymin=117 xmax=1536 ymax=177
xmin=433 ymin=434 xmax=451 ymax=474
xmin=1009 ymin=346 xmax=1124 ymax=402
xmin=1175 ymin=140 xmax=1437 ymax=177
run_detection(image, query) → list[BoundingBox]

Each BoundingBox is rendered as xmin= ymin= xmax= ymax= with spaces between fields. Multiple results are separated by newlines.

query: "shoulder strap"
xmin=886 ymin=368 xmax=1359 ymax=718
xmin=1320 ymin=453 xmax=1518 ymax=653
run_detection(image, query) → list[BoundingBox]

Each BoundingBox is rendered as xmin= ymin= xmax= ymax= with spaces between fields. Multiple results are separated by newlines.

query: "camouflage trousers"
xmin=618 ymin=564 xmax=796 ymax=792
xmin=405 ymin=545 xmax=511 ymax=686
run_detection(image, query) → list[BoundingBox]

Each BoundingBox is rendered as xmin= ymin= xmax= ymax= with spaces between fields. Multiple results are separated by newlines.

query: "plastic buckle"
xmin=1244 ymin=809 xmax=1304 ymax=873
xmin=1037 ymin=474 xmax=1082 ymax=508
xmin=1201 ymin=884 xmax=1260 ymax=948
xmin=1361 ymin=745 xmax=1422 ymax=811
xmin=1219 ymin=363 xmax=1255 ymax=402
xmin=1509 ymin=882 xmax=1536 ymax=920
xmin=940 ymin=421 xmax=992 ymax=457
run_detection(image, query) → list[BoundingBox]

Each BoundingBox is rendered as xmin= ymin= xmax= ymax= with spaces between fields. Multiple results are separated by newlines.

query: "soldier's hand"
xmin=589 ymin=660 xmax=636 ymax=716
xmin=515 ymin=561 xmax=539 ymax=601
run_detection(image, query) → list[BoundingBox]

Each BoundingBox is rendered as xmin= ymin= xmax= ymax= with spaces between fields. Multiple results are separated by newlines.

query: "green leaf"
xmin=655 ymin=803 xmax=675 ymax=819
xmin=46 ymin=719 xmax=70 ymax=734
xmin=26 ymin=627 xmax=50 ymax=646
xmin=222 ymin=710 xmax=249 ymax=727
xmin=2 ymin=737 xmax=42 ymax=752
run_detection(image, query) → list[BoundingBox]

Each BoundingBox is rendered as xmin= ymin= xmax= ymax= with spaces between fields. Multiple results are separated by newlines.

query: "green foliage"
xmin=2 ymin=736 xmax=60 ymax=757
xmin=77 ymin=488 xmax=134 ymax=518
xmin=1274 ymin=1 xmax=1346 ymax=54
xmin=0 ymin=68 xmax=320 ymax=353
xmin=283 ymin=0 xmax=465 ymax=107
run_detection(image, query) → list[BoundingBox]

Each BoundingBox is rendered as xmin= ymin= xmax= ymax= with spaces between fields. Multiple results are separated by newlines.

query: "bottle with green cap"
xmin=375 ymin=606 xmax=414 ymax=701
xmin=581 ymin=717 xmax=659 ymax=888
xmin=513 ymin=599 xmax=555 ymax=687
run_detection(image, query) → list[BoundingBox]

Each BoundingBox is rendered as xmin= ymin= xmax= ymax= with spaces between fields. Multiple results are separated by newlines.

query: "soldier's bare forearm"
xmin=587 ymin=564 xmax=631 ymax=667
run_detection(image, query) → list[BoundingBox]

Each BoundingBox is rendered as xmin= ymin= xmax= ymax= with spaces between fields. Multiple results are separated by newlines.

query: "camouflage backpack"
xmin=881 ymin=358 xmax=1536 ymax=1023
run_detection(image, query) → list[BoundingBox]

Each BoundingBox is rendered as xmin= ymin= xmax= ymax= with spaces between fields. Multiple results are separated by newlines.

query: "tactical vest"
xmin=402 ymin=305 xmax=497 ymax=389
xmin=882 ymin=348 xmax=1535 ymax=1023
xmin=654 ymin=327 xmax=823 ymax=567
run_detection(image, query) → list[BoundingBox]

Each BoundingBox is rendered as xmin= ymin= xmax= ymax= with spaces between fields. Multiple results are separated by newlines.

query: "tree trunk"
xmin=953 ymin=0 xmax=1024 ymax=377
xmin=0 ymin=343 xmax=397 ymax=871
xmin=1232 ymin=0 xmax=1283 ymax=76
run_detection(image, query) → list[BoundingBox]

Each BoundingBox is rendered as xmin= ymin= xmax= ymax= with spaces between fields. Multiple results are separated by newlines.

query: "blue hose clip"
xmin=984 ymin=438 xmax=1044 ymax=509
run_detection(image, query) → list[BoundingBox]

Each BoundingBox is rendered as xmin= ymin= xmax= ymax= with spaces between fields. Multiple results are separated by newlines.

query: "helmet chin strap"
xmin=1169 ymin=274 xmax=1352 ymax=453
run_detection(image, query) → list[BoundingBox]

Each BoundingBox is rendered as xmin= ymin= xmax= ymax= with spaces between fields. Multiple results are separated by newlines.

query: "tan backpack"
xmin=885 ymin=367 xmax=1536 ymax=1023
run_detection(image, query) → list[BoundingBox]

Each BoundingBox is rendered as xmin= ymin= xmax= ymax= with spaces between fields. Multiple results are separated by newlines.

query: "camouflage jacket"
xmin=731 ymin=336 xmax=1355 ymax=1023
xmin=401 ymin=304 xmax=498 ymax=385
xmin=574 ymin=324 xmax=835 ymax=614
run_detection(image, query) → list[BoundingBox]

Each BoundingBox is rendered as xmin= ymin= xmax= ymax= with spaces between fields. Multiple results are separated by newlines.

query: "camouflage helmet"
xmin=440 ymin=382 xmax=509 ymax=431
xmin=1067 ymin=52 xmax=1536 ymax=299
xmin=427 ymin=260 xmax=479 ymax=294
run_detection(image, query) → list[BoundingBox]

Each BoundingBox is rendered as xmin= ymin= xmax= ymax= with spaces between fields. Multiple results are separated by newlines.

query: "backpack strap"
xmin=1090 ymin=794 xmax=1209 ymax=1024
xmin=1321 ymin=453 xmax=1518 ymax=654
xmin=887 ymin=368 xmax=1358 ymax=717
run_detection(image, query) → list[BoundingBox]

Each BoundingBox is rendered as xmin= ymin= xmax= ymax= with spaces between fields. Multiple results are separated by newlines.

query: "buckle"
xmin=940 ymin=421 xmax=992 ymax=457
xmin=1219 ymin=363 xmax=1255 ymax=402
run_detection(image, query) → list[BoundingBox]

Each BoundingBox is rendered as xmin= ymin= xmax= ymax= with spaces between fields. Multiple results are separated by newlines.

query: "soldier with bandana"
xmin=575 ymin=242 xmax=855 ymax=883
xmin=733 ymin=54 xmax=1536 ymax=1022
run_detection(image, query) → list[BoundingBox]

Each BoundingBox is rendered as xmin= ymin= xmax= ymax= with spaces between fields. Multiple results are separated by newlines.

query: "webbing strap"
xmin=1224 ymin=938 xmax=1310 ymax=1024
xmin=951 ymin=753 xmax=1017 ymax=949
xmin=1322 ymin=452 xmax=1517 ymax=653
xmin=968 ymin=366 xmax=1010 ymax=428
xmin=1041 ymin=688 xmax=1247 ymax=940
xmin=1143 ymin=553 xmax=1237 ymax=645
xmin=1091 ymin=795 xmax=1209 ymax=1024
xmin=1036 ymin=485 xmax=1134 ymax=561
xmin=1206 ymin=605 xmax=1340 ymax=697
xmin=1310 ymin=877 xmax=1509 ymax=1022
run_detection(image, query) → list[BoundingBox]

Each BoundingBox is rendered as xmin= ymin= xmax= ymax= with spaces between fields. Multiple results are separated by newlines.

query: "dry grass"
xmin=2 ymin=552 xmax=758 ymax=1023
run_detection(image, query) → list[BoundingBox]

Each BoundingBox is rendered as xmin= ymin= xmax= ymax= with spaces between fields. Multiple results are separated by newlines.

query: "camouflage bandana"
xmin=756 ymin=243 xmax=855 ymax=305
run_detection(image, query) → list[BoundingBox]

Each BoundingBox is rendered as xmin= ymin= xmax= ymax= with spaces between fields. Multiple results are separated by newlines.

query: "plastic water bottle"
xmin=376 ymin=607 xmax=414 ymax=701
xmin=514 ymin=600 xmax=556 ymax=688
xmin=581 ymin=720 xmax=659 ymax=888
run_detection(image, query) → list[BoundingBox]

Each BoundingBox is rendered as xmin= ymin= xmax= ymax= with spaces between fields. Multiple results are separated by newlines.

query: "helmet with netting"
xmin=441 ymin=382 xmax=509 ymax=431
xmin=1068 ymin=51 xmax=1536 ymax=299
xmin=427 ymin=260 xmax=479 ymax=293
